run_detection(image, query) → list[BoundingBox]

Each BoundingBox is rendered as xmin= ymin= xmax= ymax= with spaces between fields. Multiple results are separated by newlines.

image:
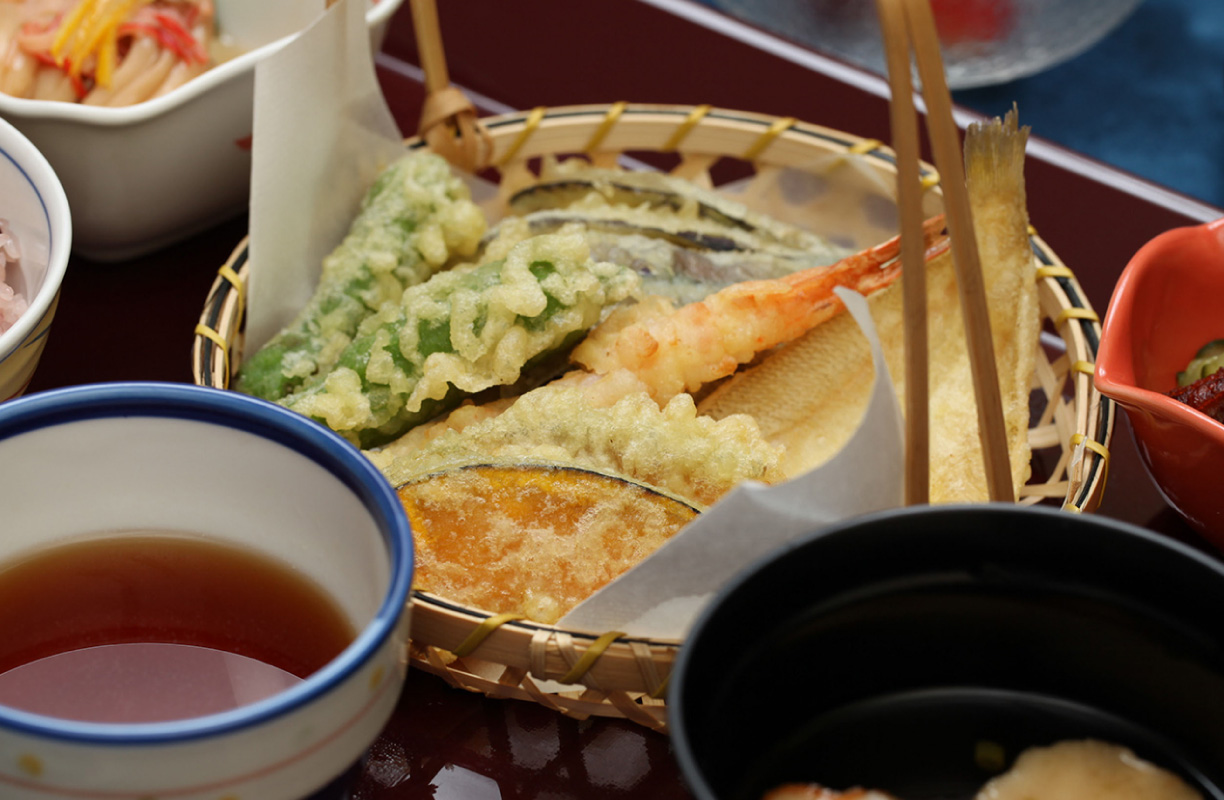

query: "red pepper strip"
xmin=24 ymin=40 xmax=90 ymax=98
xmin=117 ymin=19 xmax=195 ymax=64
xmin=1169 ymin=370 xmax=1224 ymax=424
xmin=118 ymin=14 xmax=205 ymax=64
xmin=153 ymin=11 xmax=207 ymax=63
xmin=48 ymin=56 xmax=90 ymax=99
xmin=178 ymin=3 xmax=202 ymax=29
xmin=68 ymin=69 xmax=87 ymax=99
xmin=118 ymin=22 xmax=165 ymax=49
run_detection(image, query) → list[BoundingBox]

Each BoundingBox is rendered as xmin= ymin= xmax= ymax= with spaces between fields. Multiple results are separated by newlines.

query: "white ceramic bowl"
xmin=0 ymin=116 xmax=71 ymax=403
xmin=0 ymin=0 xmax=405 ymax=262
xmin=0 ymin=382 xmax=414 ymax=800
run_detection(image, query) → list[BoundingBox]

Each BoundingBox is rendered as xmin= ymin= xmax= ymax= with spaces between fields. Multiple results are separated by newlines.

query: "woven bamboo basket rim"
xmin=191 ymin=102 xmax=1115 ymax=732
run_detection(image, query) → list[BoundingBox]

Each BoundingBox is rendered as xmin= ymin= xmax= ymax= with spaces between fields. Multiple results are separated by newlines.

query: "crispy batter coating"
xmin=374 ymin=382 xmax=784 ymax=508
xmin=237 ymin=150 xmax=486 ymax=401
xmin=282 ymin=230 xmax=639 ymax=447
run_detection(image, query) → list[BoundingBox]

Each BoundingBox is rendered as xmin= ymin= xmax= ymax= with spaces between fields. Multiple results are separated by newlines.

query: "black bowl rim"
xmin=668 ymin=502 xmax=1224 ymax=799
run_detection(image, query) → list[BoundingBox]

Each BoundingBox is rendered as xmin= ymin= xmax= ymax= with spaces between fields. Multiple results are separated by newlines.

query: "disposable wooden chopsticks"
xmin=409 ymin=0 xmax=491 ymax=172
xmin=876 ymin=0 xmax=929 ymax=506
xmin=875 ymin=0 xmax=1015 ymax=503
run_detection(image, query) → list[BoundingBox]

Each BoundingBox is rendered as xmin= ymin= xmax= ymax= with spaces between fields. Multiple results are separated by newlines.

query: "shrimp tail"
xmin=771 ymin=212 xmax=947 ymax=327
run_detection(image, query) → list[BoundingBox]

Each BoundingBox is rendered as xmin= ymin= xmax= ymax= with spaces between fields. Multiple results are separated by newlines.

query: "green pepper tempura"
xmin=280 ymin=229 xmax=640 ymax=448
xmin=236 ymin=150 xmax=487 ymax=401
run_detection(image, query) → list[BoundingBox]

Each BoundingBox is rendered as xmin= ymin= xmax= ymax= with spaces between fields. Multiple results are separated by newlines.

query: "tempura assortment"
xmin=0 ymin=0 xmax=219 ymax=106
xmin=239 ymin=110 xmax=1042 ymax=624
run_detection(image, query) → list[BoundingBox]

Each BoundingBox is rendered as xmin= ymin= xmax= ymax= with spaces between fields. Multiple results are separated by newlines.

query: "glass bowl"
xmin=705 ymin=0 xmax=1144 ymax=89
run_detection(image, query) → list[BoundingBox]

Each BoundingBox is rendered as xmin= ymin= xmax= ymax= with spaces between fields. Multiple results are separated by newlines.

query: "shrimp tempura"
xmin=571 ymin=215 xmax=948 ymax=405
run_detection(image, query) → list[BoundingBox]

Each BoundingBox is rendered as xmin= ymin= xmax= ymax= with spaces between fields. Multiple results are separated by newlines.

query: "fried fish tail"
xmin=281 ymin=230 xmax=640 ymax=448
xmin=236 ymin=150 xmax=487 ymax=401
xmin=947 ymin=106 xmax=1038 ymax=498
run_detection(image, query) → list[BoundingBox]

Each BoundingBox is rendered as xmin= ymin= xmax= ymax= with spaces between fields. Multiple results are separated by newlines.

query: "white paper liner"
xmin=245 ymin=0 xmax=406 ymax=352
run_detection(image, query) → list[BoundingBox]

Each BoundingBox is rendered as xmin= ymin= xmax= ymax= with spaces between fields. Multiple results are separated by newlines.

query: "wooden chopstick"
xmin=876 ymin=0 xmax=929 ymax=506
xmin=876 ymin=0 xmax=1015 ymax=503
xmin=408 ymin=0 xmax=492 ymax=172
xmin=410 ymin=0 xmax=451 ymax=95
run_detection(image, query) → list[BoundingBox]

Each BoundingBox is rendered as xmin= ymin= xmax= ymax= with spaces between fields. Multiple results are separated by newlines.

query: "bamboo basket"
xmin=191 ymin=102 xmax=1114 ymax=732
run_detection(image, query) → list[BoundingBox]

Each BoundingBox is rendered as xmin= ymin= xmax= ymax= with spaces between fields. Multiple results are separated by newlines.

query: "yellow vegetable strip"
xmin=51 ymin=0 xmax=150 ymax=84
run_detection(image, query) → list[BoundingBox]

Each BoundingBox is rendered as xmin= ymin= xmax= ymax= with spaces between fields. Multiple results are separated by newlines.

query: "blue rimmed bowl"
xmin=0 ymin=382 xmax=413 ymax=800
xmin=0 ymin=116 xmax=70 ymax=404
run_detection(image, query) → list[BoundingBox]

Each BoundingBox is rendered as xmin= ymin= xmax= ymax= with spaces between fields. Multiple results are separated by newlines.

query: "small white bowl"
xmin=0 ymin=0 xmax=404 ymax=262
xmin=0 ymin=382 xmax=414 ymax=800
xmin=0 ymin=116 xmax=71 ymax=403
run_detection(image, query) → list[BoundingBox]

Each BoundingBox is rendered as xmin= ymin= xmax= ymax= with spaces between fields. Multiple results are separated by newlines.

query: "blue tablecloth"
xmin=955 ymin=0 xmax=1224 ymax=210
xmin=703 ymin=0 xmax=1224 ymax=210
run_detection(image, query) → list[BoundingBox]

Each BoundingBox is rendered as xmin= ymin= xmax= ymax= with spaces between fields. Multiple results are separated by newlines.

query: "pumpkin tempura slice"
xmin=399 ymin=462 xmax=700 ymax=625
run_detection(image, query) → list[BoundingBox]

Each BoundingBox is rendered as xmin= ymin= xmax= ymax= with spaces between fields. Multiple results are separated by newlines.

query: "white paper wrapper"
xmin=244 ymin=17 xmax=913 ymax=642
xmin=559 ymin=287 xmax=904 ymax=639
xmin=245 ymin=0 xmax=407 ymax=352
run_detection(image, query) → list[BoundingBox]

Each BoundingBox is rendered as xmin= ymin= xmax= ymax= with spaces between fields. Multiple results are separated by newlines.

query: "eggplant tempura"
xmin=484 ymin=157 xmax=857 ymax=304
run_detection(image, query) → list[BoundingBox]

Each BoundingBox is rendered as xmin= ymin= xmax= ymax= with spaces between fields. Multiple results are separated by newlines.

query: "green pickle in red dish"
xmin=1169 ymin=339 xmax=1224 ymax=422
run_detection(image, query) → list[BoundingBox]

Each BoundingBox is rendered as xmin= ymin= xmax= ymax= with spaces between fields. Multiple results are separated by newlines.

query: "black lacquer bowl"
xmin=670 ymin=504 xmax=1224 ymax=799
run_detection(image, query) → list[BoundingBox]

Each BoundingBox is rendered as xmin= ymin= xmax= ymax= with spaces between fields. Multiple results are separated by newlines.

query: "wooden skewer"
xmin=410 ymin=0 xmax=450 ymax=94
xmin=875 ymin=0 xmax=929 ymax=506
xmin=408 ymin=0 xmax=492 ymax=172
xmin=876 ymin=0 xmax=1015 ymax=503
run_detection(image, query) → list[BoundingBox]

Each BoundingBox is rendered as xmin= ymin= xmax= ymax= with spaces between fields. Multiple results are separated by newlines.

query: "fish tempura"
xmin=698 ymin=109 xmax=1039 ymax=502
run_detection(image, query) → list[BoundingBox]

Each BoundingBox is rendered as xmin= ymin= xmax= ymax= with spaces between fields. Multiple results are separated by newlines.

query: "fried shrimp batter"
xmin=571 ymin=215 xmax=947 ymax=405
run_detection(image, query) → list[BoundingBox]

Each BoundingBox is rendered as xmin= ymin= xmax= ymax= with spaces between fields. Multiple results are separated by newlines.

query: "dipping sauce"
xmin=0 ymin=533 xmax=355 ymax=723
